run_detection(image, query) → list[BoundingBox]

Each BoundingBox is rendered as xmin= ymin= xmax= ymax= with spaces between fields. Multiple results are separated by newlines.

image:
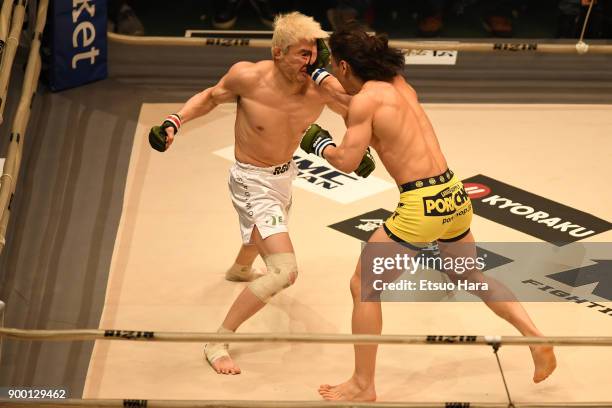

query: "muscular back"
xmin=230 ymin=61 xmax=327 ymax=166
xmin=367 ymin=76 xmax=448 ymax=185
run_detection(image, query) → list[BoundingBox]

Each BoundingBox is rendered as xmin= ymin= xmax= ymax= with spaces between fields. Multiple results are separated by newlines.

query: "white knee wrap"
xmin=248 ymin=252 xmax=298 ymax=302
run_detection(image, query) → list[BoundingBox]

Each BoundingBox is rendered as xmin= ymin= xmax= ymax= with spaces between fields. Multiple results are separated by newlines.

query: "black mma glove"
xmin=300 ymin=124 xmax=336 ymax=157
xmin=306 ymin=38 xmax=331 ymax=85
xmin=149 ymin=113 xmax=181 ymax=152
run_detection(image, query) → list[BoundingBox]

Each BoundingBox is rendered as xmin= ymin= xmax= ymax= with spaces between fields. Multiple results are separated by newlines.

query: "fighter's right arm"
xmin=177 ymin=61 xmax=254 ymax=124
xmin=301 ymin=93 xmax=376 ymax=177
xmin=151 ymin=62 xmax=255 ymax=151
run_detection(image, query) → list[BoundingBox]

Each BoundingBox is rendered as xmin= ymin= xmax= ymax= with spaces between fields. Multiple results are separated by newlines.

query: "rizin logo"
xmin=423 ymin=185 xmax=469 ymax=216
xmin=462 ymin=175 xmax=612 ymax=245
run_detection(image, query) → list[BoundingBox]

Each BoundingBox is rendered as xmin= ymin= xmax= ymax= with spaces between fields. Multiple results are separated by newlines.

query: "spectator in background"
xmin=108 ymin=0 xmax=144 ymax=36
xmin=417 ymin=0 xmax=446 ymax=37
xmin=212 ymin=0 xmax=278 ymax=29
xmin=481 ymin=0 xmax=514 ymax=37
xmin=326 ymin=0 xmax=373 ymax=30
xmin=417 ymin=0 xmax=515 ymax=37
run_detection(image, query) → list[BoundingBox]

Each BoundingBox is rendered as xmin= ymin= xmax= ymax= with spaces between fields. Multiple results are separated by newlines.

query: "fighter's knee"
xmin=445 ymin=268 xmax=481 ymax=285
xmin=248 ymin=252 xmax=298 ymax=302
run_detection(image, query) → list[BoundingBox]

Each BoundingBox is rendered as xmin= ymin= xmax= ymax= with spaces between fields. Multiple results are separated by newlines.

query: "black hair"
xmin=329 ymin=25 xmax=405 ymax=82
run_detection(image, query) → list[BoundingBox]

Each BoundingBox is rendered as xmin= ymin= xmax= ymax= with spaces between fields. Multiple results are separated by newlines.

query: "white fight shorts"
xmin=228 ymin=160 xmax=297 ymax=244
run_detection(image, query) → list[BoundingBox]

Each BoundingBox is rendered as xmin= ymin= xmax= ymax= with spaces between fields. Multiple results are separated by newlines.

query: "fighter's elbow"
xmin=336 ymin=157 xmax=361 ymax=174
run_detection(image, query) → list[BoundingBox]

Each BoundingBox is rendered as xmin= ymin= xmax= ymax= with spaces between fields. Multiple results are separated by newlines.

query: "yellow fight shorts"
xmin=383 ymin=169 xmax=473 ymax=249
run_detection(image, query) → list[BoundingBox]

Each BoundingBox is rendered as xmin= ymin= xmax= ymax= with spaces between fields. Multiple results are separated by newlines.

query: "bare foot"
xmin=530 ymin=345 xmax=556 ymax=383
xmin=204 ymin=343 xmax=241 ymax=375
xmin=318 ymin=377 xmax=376 ymax=401
xmin=225 ymin=266 xmax=266 ymax=282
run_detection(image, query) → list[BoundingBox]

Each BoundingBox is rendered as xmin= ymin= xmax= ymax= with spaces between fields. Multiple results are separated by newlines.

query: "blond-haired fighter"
xmin=301 ymin=27 xmax=557 ymax=400
xmin=148 ymin=12 xmax=366 ymax=375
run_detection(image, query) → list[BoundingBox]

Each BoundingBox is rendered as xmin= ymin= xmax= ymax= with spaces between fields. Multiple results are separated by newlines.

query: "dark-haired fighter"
xmin=301 ymin=28 xmax=556 ymax=401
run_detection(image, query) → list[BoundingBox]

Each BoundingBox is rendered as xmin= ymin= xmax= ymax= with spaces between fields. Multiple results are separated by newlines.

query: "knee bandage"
xmin=248 ymin=252 xmax=298 ymax=302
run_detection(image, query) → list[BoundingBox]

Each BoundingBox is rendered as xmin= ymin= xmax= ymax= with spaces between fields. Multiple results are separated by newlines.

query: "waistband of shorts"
xmin=234 ymin=160 xmax=293 ymax=175
xmin=398 ymin=169 xmax=454 ymax=193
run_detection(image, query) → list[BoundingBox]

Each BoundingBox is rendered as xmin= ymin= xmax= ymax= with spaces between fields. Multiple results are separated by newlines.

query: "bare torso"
xmin=366 ymin=76 xmax=448 ymax=185
xmin=233 ymin=61 xmax=328 ymax=167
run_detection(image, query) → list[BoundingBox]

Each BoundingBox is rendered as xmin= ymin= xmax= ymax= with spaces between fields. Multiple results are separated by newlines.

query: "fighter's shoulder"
xmin=224 ymin=61 xmax=267 ymax=88
xmin=348 ymin=89 xmax=379 ymax=119
xmin=354 ymin=84 xmax=386 ymax=107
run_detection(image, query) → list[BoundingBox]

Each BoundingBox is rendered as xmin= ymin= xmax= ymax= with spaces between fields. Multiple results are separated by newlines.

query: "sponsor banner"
xmin=359 ymin=241 xmax=612 ymax=305
xmin=214 ymin=146 xmax=394 ymax=204
xmin=463 ymin=174 xmax=612 ymax=245
xmin=404 ymin=48 xmax=458 ymax=65
xmin=44 ymin=0 xmax=108 ymax=91
xmin=328 ymin=209 xmax=612 ymax=307
xmin=329 ymin=208 xmax=392 ymax=241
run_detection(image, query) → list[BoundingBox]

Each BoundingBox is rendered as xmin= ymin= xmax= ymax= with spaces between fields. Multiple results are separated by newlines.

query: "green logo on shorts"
xmin=268 ymin=215 xmax=284 ymax=225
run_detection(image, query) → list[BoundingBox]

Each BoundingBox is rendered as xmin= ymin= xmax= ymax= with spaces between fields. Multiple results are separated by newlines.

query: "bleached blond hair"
xmin=272 ymin=12 xmax=327 ymax=55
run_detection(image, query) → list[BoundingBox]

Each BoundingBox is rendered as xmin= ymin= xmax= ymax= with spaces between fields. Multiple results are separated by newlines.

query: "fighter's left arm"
xmin=317 ymin=76 xmax=351 ymax=120
xmin=301 ymin=93 xmax=376 ymax=177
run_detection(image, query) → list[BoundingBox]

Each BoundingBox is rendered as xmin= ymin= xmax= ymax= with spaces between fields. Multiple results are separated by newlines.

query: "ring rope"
xmin=0 ymin=399 xmax=611 ymax=408
xmin=108 ymin=32 xmax=612 ymax=55
xmin=579 ymin=0 xmax=595 ymax=43
xmin=1 ymin=328 xmax=611 ymax=346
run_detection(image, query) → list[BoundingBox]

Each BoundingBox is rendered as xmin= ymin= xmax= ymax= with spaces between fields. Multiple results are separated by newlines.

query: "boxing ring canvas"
xmin=83 ymin=103 xmax=612 ymax=402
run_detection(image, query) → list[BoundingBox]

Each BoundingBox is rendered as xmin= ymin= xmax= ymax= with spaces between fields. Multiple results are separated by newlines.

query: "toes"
xmin=213 ymin=362 xmax=241 ymax=375
xmin=322 ymin=392 xmax=342 ymax=401
xmin=320 ymin=390 xmax=339 ymax=399
xmin=534 ymin=373 xmax=549 ymax=383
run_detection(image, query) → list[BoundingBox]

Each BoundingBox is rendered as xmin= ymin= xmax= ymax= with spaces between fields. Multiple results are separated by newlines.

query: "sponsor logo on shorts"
xmin=213 ymin=146 xmax=394 ymax=203
xmin=462 ymin=174 xmax=612 ymax=245
xmin=272 ymin=162 xmax=290 ymax=175
xmin=266 ymin=215 xmax=284 ymax=226
xmin=423 ymin=185 xmax=470 ymax=216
